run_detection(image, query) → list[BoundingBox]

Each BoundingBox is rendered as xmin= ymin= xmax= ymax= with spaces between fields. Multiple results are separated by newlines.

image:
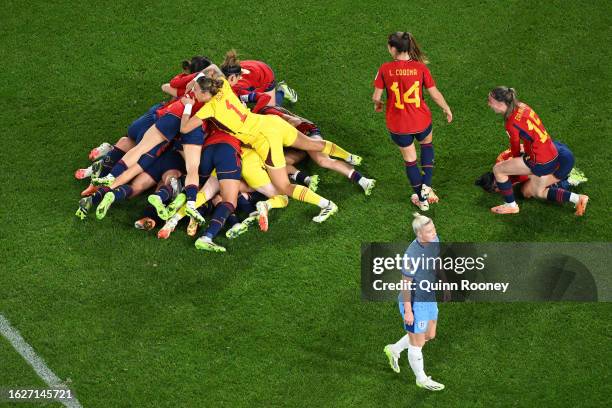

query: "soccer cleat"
xmin=256 ymin=201 xmax=270 ymax=232
xmin=308 ymin=174 xmax=320 ymax=193
xmin=95 ymin=192 xmax=116 ymax=220
xmin=186 ymin=217 xmax=200 ymax=237
xmin=383 ymin=345 xmax=400 ymax=374
xmin=157 ymin=218 xmax=178 ymax=239
xmin=312 ymin=201 xmax=338 ymax=223
xmin=195 ymin=236 xmax=226 ymax=252
xmin=134 ymin=217 xmax=156 ymax=231
xmin=363 ymin=178 xmax=376 ymax=196
xmin=574 ymin=194 xmax=589 ymax=216
xmin=148 ymin=194 xmax=168 ymax=220
xmin=416 ymin=376 xmax=445 ymax=391
xmin=165 ymin=193 xmax=187 ymax=219
xmin=277 ymin=80 xmax=298 ymax=103
xmin=226 ymin=222 xmax=248 ymax=239
xmin=491 ymin=203 xmax=520 ymax=214
xmin=243 ymin=212 xmax=259 ymax=228
xmin=88 ymin=142 xmax=113 ymax=161
xmin=80 ymin=184 xmax=98 ymax=197
xmin=567 ymin=167 xmax=588 ymax=187
xmin=74 ymin=166 xmax=93 ymax=180
xmin=91 ymin=174 xmax=115 ymax=187
xmin=421 ymin=184 xmax=432 ymax=201
xmin=411 ymin=194 xmax=430 ymax=211
xmin=345 ymin=154 xmax=362 ymax=166
xmin=90 ymin=159 xmax=104 ymax=178
xmin=185 ymin=201 xmax=205 ymax=225
xmin=75 ymin=196 xmax=93 ymax=220
xmin=427 ymin=189 xmax=439 ymax=204
xmin=169 ymin=176 xmax=182 ymax=199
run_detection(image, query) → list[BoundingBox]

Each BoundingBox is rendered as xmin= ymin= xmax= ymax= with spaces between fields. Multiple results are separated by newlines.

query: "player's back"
xmin=375 ymin=60 xmax=435 ymax=134
xmin=506 ymin=103 xmax=557 ymax=164
xmin=238 ymin=60 xmax=274 ymax=92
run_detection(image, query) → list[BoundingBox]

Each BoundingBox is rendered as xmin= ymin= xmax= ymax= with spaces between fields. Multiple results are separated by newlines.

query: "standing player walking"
xmin=384 ymin=212 xmax=445 ymax=391
xmin=373 ymin=32 xmax=452 ymax=210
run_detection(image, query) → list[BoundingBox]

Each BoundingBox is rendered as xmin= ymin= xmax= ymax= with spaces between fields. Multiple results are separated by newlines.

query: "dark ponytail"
xmin=181 ymin=56 xmax=212 ymax=74
xmin=490 ymin=86 xmax=520 ymax=119
xmin=388 ymin=31 xmax=428 ymax=63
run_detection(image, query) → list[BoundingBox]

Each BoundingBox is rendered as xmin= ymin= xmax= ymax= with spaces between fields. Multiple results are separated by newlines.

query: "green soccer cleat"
xmin=165 ymin=193 xmax=186 ymax=219
xmin=346 ymin=154 xmax=362 ymax=166
xmin=363 ymin=178 xmax=376 ymax=196
xmin=277 ymin=80 xmax=298 ymax=103
xmin=384 ymin=345 xmax=400 ymax=373
xmin=243 ymin=213 xmax=259 ymax=228
xmin=95 ymin=191 xmax=115 ymax=220
xmin=226 ymin=222 xmax=248 ymax=239
xmin=91 ymin=174 xmax=115 ymax=187
xmin=312 ymin=201 xmax=338 ymax=223
xmin=308 ymin=174 xmax=320 ymax=193
xmin=147 ymin=194 xmax=168 ymax=220
xmin=567 ymin=167 xmax=588 ymax=187
xmin=195 ymin=236 xmax=226 ymax=252
xmin=185 ymin=201 xmax=205 ymax=225
xmin=75 ymin=196 xmax=93 ymax=220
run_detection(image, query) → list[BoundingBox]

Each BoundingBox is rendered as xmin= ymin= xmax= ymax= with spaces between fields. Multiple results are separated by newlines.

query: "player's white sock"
xmin=289 ymin=171 xmax=300 ymax=182
xmin=569 ymin=193 xmax=579 ymax=204
xmin=390 ymin=334 xmax=410 ymax=355
xmin=305 ymin=176 xmax=311 ymax=185
xmin=407 ymin=344 xmax=427 ymax=382
xmin=318 ymin=198 xmax=331 ymax=208
xmin=505 ymin=201 xmax=518 ymax=207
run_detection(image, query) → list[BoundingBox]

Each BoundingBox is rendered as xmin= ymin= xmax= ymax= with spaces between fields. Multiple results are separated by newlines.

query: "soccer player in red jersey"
xmin=373 ymin=32 xmax=452 ymax=211
xmin=487 ymin=86 xmax=588 ymax=215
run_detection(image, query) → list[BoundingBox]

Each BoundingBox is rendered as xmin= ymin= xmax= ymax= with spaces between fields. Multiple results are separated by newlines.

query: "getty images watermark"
xmin=361 ymin=243 xmax=610 ymax=302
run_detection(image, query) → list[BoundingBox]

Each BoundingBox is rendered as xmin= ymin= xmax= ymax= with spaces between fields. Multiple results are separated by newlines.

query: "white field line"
xmin=0 ymin=314 xmax=83 ymax=408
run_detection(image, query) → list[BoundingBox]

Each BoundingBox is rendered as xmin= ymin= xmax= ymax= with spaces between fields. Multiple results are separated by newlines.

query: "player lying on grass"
xmin=373 ymin=32 xmax=453 ymax=211
xmin=258 ymin=105 xmax=377 ymax=196
xmin=384 ymin=212 xmax=446 ymax=391
xmin=177 ymin=68 xmax=362 ymax=225
xmin=487 ymin=86 xmax=589 ymax=215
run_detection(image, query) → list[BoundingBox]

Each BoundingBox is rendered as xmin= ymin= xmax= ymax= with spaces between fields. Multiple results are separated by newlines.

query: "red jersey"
xmin=169 ymin=72 xmax=197 ymax=97
xmin=374 ymin=60 xmax=435 ymax=134
xmin=234 ymin=60 xmax=276 ymax=94
xmin=155 ymin=92 xmax=203 ymax=118
xmin=202 ymin=121 xmax=242 ymax=153
xmin=505 ymin=103 xmax=558 ymax=165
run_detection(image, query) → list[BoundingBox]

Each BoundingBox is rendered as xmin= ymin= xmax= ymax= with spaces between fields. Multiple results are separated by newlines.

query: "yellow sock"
xmin=322 ymin=141 xmax=350 ymax=160
xmin=266 ymin=195 xmax=289 ymax=209
xmin=177 ymin=191 xmax=207 ymax=218
xmin=291 ymin=185 xmax=328 ymax=207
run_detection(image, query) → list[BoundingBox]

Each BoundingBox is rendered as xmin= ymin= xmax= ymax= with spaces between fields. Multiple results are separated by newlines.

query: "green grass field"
xmin=1 ymin=1 xmax=610 ymax=406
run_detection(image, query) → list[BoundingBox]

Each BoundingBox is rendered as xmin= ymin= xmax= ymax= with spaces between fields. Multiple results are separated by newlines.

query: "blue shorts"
xmin=552 ymin=141 xmax=574 ymax=180
xmin=154 ymin=114 xmax=182 ymax=141
xmin=144 ymin=149 xmax=185 ymax=183
xmin=126 ymin=102 xmax=163 ymax=142
xmin=177 ymin=127 xmax=205 ymax=147
xmin=137 ymin=142 xmax=169 ymax=171
xmin=199 ymin=143 xmax=242 ymax=181
xmin=399 ymin=301 xmax=438 ymax=334
xmin=389 ymin=123 xmax=432 ymax=147
xmin=524 ymin=154 xmax=559 ymax=177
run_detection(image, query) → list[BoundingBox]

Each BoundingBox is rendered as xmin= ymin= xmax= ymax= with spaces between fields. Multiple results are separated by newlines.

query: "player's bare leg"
xmin=523 ymin=174 xmax=589 ymax=216
xmin=289 ymin=131 xmax=362 ymax=166
xmin=491 ymin=157 xmax=532 ymax=214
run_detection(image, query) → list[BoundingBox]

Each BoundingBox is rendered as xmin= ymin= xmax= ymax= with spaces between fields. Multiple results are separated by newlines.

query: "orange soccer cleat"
xmin=491 ymin=204 xmax=520 ymax=214
xmin=574 ymin=195 xmax=589 ymax=216
xmin=134 ymin=217 xmax=156 ymax=231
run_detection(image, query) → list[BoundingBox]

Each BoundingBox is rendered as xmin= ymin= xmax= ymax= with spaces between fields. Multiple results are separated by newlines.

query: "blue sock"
xmin=155 ymin=185 xmax=173 ymax=204
xmin=275 ymin=90 xmax=285 ymax=106
xmin=349 ymin=170 xmax=363 ymax=183
xmin=237 ymin=194 xmax=256 ymax=214
xmin=290 ymin=170 xmax=309 ymax=185
xmin=496 ymin=179 xmax=515 ymax=203
xmin=110 ymin=160 xmax=128 ymax=178
xmin=420 ymin=143 xmax=434 ymax=187
xmin=184 ymin=184 xmax=198 ymax=202
xmin=92 ymin=186 xmax=111 ymax=206
xmin=113 ymin=185 xmax=133 ymax=202
xmin=226 ymin=213 xmax=239 ymax=228
xmin=101 ymin=147 xmax=125 ymax=177
xmin=405 ymin=160 xmax=423 ymax=200
xmin=547 ymin=187 xmax=572 ymax=203
xmin=204 ymin=202 xmax=234 ymax=239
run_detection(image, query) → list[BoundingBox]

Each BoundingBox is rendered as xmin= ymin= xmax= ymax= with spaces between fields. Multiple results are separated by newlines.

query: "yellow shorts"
xmin=241 ymin=147 xmax=271 ymax=189
xmin=250 ymin=115 xmax=298 ymax=169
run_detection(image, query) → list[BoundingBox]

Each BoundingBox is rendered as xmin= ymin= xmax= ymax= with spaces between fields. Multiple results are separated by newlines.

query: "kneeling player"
xmin=384 ymin=213 xmax=445 ymax=391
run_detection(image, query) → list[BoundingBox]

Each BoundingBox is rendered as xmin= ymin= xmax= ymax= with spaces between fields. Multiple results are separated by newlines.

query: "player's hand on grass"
xmin=404 ymin=306 xmax=414 ymax=326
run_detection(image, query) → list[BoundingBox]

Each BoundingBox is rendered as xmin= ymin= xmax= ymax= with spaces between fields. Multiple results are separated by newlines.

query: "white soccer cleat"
xmin=312 ymin=201 xmax=338 ymax=223
xmin=421 ymin=184 xmax=432 ymax=201
xmin=383 ymin=345 xmax=400 ymax=373
xmin=74 ymin=166 xmax=94 ymax=180
xmin=416 ymin=376 xmax=445 ymax=391
xmin=411 ymin=194 xmax=429 ymax=211
xmin=256 ymin=201 xmax=270 ymax=232
xmin=88 ymin=142 xmax=113 ymax=161
xmin=362 ymin=178 xmax=376 ymax=196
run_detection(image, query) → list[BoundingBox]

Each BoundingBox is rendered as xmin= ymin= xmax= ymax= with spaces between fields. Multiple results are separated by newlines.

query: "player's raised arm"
xmin=426 ymin=87 xmax=452 ymax=123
